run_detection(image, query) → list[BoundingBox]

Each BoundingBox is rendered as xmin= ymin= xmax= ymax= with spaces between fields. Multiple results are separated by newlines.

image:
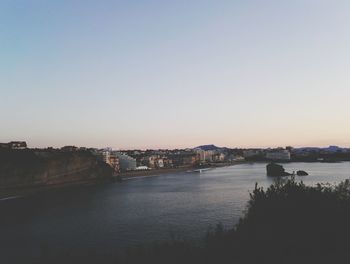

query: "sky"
xmin=1 ymin=0 xmax=350 ymax=149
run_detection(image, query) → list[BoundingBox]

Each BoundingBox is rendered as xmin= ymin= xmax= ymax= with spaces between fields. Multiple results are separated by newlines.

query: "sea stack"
xmin=266 ymin=163 xmax=291 ymax=177
xmin=297 ymin=170 xmax=308 ymax=176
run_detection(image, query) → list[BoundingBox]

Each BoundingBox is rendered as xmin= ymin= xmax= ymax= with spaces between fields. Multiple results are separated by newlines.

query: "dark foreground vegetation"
xmin=37 ymin=178 xmax=350 ymax=264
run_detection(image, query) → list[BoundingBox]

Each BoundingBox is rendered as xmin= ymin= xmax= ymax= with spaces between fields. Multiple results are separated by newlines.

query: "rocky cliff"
xmin=0 ymin=149 xmax=113 ymax=189
xmin=266 ymin=163 xmax=292 ymax=176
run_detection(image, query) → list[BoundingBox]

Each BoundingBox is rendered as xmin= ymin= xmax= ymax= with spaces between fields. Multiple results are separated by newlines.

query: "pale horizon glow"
xmin=1 ymin=1 xmax=350 ymax=149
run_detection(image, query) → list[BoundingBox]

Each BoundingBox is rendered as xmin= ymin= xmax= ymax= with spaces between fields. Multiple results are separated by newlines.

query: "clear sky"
xmin=1 ymin=0 xmax=350 ymax=149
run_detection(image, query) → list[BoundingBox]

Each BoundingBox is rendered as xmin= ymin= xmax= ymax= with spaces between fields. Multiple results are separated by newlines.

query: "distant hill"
xmin=194 ymin=144 xmax=222 ymax=151
xmin=294 ymin=146 xmax=350 ymax=153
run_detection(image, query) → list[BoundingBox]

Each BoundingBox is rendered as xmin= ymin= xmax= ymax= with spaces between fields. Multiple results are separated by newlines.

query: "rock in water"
xmin=297 ymin=170 xmax=308 ymax=176
xmin=266 ymin=163 xmax=291 ymax=177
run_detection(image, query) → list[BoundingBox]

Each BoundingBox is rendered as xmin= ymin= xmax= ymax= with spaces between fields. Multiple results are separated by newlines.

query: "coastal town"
xmin=2 ymin=1 xmax=350 ymax=263
xmin=2 ymin=141 xmax=350 ymax=177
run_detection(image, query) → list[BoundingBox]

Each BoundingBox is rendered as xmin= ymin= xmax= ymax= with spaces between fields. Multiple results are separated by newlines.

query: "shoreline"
xmin=120 ymin=161 xmax=246 ymax=180
xmin=0 ymin=163 xmax=242 ymax=199
xmin=120 ymin=167 xmax=192 ymax=179
xmin=0 ymin=161 xmax=348 ymax=199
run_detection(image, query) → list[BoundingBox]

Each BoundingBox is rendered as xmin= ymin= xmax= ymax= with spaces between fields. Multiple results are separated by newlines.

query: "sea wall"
xmin=0 ymin=149 xmax=113 ymax=189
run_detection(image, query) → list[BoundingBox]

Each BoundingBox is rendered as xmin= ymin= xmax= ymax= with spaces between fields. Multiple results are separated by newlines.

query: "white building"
xmin=101 ymin=150 xmax=111 ymax=164
xmin=195 ymin=149 xmax=215 ymax=162
xmin=7 ymin=141 xmax=27 ymax=150
xmin=266 ymin=150 xmax=291 ymax=161
xmin=157 ymin=159 xmax=164 ymax=168
xmin=113 ymin=152 xmax=137 ymax=171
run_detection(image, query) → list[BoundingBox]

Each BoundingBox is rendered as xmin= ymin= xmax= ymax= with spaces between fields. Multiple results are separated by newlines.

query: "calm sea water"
xmin=1 ymin=162 xmax=350 ymax=262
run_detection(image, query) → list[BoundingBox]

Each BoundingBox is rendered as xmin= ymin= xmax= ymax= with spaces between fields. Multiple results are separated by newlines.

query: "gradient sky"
xmin=1 ymin=0 xmax=350 ymax=149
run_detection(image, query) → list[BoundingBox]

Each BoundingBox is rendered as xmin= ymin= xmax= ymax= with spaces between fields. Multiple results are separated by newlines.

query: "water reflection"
xmin=0 ymin=162 xmax=349 ymax=262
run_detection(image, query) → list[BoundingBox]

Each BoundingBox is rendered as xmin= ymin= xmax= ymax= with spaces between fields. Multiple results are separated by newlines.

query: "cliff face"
xmin=266 ymin=163 xmax=291 ymax=176
xmin=0 ymin=149 xmax=113 ymax=189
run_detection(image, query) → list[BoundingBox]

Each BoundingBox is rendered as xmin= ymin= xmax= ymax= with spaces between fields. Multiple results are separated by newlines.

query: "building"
xmin=266 ymin=150 xmax=291 ymax=161
xmin=113 ymin=152 xmax=137 ymax=172
xmin=147 ymin=155 xmax=158 ymax=169
xmin=168 ymin=152 xmax=199 ymax=167
xmin=144 ymin=155 xmax=168 ymax=169
xmin=10 ymin=141 xmax=27 ymax=149
xmin=92 ymin=149 xmax=120 ymax=174
xmin=213 ymin=153 xmax=226 ymax=162
xmin=162 ymin=157 xmax=173 ymax=168
xmin=182 ymin=153 xmax=199 ymax=165
xmin=0 ymin=141 xmax=27 ymax=150
xmin=108 ymin=153 xmax=120 ymax=174
xmin=101 ymin=150 xmax=111 ymax=163
xmin=243 ymin=149 xmax=261 ymax=158
xmin=157 ymin=158 xmax=164 ymax=168
xmin=195 ymin=149 xmax=215 ymax=163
